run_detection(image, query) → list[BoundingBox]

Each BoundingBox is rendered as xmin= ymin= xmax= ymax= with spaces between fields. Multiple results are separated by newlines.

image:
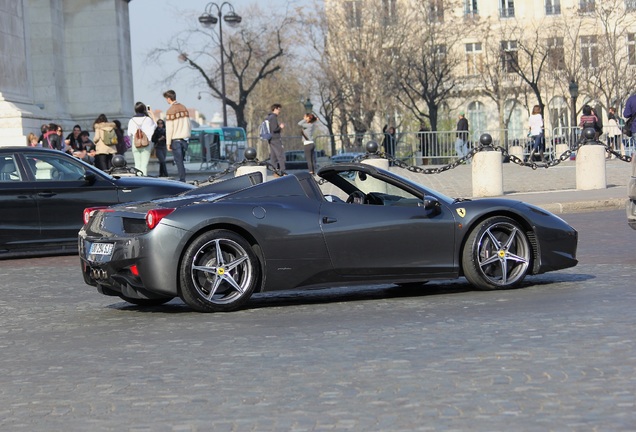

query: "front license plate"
xmin=89 ymin=242 xmax=114 ymax=256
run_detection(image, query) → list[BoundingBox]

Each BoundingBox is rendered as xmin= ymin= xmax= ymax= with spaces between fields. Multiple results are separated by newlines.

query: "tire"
xmin=462 ymin=216 xmax=531 ymax=290
xmin=118 ymin=296 xmax=173 ymax=307
xmin=179 ymin=229 xmax=259 ymax=312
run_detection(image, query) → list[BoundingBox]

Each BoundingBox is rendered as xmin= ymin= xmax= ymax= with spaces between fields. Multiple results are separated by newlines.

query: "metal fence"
xmin=192 ymin=127 xmax=636 ymax=168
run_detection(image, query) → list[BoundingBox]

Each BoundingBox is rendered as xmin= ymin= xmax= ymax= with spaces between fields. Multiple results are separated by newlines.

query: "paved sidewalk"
xmin=147 ymin=157 xmax=632 ymax=214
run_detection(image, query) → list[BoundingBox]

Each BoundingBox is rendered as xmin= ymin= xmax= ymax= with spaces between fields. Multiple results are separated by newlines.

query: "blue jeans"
xmin=171 ymin=139 xmax=188 ymax=182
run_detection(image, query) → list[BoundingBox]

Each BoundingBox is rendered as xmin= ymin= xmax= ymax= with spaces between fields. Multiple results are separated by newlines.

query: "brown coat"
xmin=93 ymin=122 xmax=118 ymax=155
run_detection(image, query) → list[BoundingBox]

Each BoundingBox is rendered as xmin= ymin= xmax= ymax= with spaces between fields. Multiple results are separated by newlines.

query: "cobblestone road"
xmin=0 ymin=211 xmax=634 ymax=431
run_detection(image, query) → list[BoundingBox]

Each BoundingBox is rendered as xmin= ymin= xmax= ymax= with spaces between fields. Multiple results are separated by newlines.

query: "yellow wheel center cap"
xmin=217 ymin=268 xmax=225 ymax=276
xmin=498 ymin=250 xmax=506 ymax=258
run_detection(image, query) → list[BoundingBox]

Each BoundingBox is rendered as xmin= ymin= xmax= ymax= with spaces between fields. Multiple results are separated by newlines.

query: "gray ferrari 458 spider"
xmin=79 ymin=163 xmax=578 ymax=312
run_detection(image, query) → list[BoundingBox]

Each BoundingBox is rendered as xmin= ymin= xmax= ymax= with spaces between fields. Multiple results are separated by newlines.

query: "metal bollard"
xmin=360 ymin=141 xmax=388 ymax=193
xmin=472 ymin=133 xmax=503 ymax=197
xmin=575 ymin=128 xmax=606 ymax=190
xmin=235 ymin=147 xmax=267 ymax=180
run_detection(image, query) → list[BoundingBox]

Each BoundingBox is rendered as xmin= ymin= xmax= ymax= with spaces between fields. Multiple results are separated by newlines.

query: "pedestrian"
xmin=418 ymin=123 xmax=431 ymax=165
xmin=527 ymin=104 xmax=546 ymax=162
xmin=266 ymin=103 xmax=286 ymax=174
xmin=606 ymin=107 xmax=622 ymax=157
xmin=65 ymin=124 xmax=82 ymax=153
xmin=127 ymin=102 xmax=156 ymax=176
xmin=42 ymin=123 xmax=62 ymax=150
xmin=78 ymin=131 xmax=96 ymax=164
xmin=92 ymin=114 xmax=118 ymax=171
xmin=298 ymin=112 xmax=318 ymax=174
xmin=382 ymin=125 xmax=397 ymax=163
xmin=113 ymin=120 xmax=128 ymax=156
xmin=27 ymin=132 xmax=40 ymax=147
xmin=579 ymin=104 xmax=602 ymax=140
xmin=163 ymin=90 xmax=191 ymax=182
xmin=152 ymin=119 xmax=169 ymax=177
xmin=456 ymin=111 xmax=469 ymax=159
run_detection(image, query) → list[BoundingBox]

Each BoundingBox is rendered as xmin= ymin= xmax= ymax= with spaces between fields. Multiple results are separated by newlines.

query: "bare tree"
xmin=147 ymin=5 xmax=296 ymax=130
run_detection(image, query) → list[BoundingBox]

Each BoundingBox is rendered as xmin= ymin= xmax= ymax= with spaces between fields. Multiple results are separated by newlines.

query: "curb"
xmin=538 ymin=198 xmax=625 ymax=214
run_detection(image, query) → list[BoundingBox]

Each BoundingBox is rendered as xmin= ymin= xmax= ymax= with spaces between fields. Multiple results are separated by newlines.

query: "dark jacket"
xmin=267 ymin=112 xmax=282 ymax=139
xmin=457 ymin=117 xmax=469 ymax=140
xmin=623 ymin=94 xmax=636 ymax=134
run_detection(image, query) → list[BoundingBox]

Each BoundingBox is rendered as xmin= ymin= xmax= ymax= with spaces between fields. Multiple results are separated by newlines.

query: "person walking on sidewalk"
xmin=455 ymin=111 xmax=469 ymax=159
xmin=528 ymin=104 xmax=546 ymax=162
xmin=163 ymin=90 xmax=191 ymax=182
xmin=267 ymin=103 xmax=286 ymax=174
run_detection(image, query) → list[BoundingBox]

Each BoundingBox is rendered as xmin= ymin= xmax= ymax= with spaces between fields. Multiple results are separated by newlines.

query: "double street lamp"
xmin=198 ymin=2 xmax=242 ymax=127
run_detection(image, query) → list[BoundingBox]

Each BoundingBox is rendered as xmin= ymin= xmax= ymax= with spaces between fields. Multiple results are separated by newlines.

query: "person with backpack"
xmin=127 ymin=102 xmax=156 ymax=176
xmin=265 ymin=103 xmax=286 ymax=174
xmin=579 ymin=105 xmax=602 ymax=141
xmin=92 ymin=114 xmax=118 ymax=171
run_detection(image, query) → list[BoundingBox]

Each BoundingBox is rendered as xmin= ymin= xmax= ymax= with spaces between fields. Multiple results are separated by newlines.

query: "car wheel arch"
xmin=457 ymin=210 xmax=537 ymax=275
xmin=175 ymin=222 xmax=266 ymax=298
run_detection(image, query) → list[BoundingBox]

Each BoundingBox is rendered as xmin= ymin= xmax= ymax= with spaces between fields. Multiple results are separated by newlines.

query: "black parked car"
xmin=79 ymin=163 xmax=578 ymax=313
xmin=0 ymin=147 xmax=195 ymax=258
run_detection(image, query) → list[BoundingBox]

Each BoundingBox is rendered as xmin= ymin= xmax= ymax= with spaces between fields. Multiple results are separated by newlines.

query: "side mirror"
xmin=84 ymin=171 xmax=97 ymax=185
xmin=422 ymin=196 xmax=441 ymax=215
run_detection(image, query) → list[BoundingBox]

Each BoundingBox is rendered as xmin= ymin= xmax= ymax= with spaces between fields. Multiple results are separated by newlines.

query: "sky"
xmin=128 ymin=0 xmax=312 ymax=122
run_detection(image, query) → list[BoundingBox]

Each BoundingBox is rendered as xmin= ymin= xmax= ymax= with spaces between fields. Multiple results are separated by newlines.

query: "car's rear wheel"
xmin=462 ymin=216 xmax=531 ymax=290
xmin=179 ymin=230 xmax=259 ymax=312
xmin=118 ymin=295 xmax=173 ymax=307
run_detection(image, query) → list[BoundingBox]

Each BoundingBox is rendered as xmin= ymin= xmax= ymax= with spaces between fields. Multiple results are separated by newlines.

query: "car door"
xmin=0 ymin=154 xmax=40 ymax=252
xmin=320 ymin=179 xmax=456 ymax=277
xmin=23 ymin=151 xmax=121 ymax=245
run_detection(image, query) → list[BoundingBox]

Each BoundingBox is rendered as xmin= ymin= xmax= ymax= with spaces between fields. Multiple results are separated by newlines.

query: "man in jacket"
xmin=266 ymin=103 xmax=286 ymax=174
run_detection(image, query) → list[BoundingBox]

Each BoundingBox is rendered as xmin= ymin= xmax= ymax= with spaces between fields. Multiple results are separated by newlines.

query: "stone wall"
xmin=0 ymin=0 xmax=134 ymax=146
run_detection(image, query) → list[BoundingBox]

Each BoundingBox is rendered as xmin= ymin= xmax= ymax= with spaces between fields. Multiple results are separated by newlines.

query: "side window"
xmin=25 ymin=153 xmax=86 ymax=181
xmin=0 ymin=155 xmax=21 ymax=182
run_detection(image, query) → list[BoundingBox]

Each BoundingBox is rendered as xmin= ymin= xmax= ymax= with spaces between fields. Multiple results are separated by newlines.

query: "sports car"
xmin=79 ymin=163 xmax=578 ymax=312
xmin=0 ymin=147 xmax=195 ymax=258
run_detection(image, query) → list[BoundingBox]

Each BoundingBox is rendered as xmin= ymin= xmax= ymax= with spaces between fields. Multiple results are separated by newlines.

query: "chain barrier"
xmin=191 ymin=137 xmax=633 ymax=186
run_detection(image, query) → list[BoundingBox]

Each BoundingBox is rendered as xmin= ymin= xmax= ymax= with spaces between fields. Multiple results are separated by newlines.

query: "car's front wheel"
xmin=179 ymin=230 xmax=259 ymax=312
xmin=462 ymin=216 xmax=531 ymax=290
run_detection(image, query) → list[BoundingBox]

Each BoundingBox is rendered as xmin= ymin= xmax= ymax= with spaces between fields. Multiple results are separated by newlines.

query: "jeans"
xmin=171 ymin=139 xmax=188 ymax=182
xmin=268 ymin=138 xmax=286 ymax=172
xmin=132 ymin=145 xmax=152 ymax=176
xmin=455 ymin=138 xmax=466 ymax=158
xmin=155 ymin=147 xmax=168 ymax=177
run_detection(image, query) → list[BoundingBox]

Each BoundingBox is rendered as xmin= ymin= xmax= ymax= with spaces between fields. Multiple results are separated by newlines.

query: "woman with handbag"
xmin=126 ymin=102 xmax=156 ymax=176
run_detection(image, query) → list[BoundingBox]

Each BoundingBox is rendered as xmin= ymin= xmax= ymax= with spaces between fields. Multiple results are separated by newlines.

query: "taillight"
xmin=146 ymin=208 xmax=175 ymax=230
xmin=83 ymin=207 xmax=111 ymax=224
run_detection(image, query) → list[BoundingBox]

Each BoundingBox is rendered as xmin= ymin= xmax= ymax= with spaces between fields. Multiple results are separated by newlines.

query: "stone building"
xmin=324 ymin=0 xmax=636 ymax=143
xmin=0 ymin=0 xmax=134 ymax=146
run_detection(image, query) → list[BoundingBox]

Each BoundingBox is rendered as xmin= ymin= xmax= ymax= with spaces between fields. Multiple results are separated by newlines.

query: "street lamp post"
xmin=303 ymin=98 xmax=313 ymax=114
xmin=198 ymin=2 xmax=242 ymax=127
xmin=569 ymin=80 xmax=579 ymax=149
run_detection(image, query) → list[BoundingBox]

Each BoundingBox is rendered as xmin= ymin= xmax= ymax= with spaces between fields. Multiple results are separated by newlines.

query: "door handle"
xmin=322 ymin=216 xmax=337 ymax=224
xmin=37 ymin=192 xmax=56 ymax=197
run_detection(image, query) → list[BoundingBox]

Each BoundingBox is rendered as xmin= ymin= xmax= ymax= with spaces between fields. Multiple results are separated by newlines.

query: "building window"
xmin=465 ymin=0 xmax=478 ymax=17
xmin=629 ymin=33 xmax=636 ymax=65
xmin=465 ymin=42 xmax=483 ymax=75
xmin=429 ymin=0 xmax=444 ymax=23
xmin=628 ymin=0 xmax=636 ymax=12
xmin=501 ymin=40 xmax=518 ymax=72
xmin=580 ymin=35 xmax=599 ymax=68
xmin=546 ymin=0 xmax=561 ymax=14
xmin=500 ymin=0 xmax=515 ymax=18
xmin=504 ymin=99 xmax=525 ymax=140
xmin=548 ymin=96 xmax=569 ymax=134
xmin=579 ymin=0 xmax=595 ymax=13
xmin=382 ymin=0 xmax=397 ymax=26
xmin=547 ymin=37 xmax=565 ymax=70
xmin=345 ymin=1 xmax=362 ymax=28
xmin=468 ymin=101 xmax=487 ymax=138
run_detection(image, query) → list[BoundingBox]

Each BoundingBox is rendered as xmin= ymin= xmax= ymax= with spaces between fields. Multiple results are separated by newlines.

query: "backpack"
xmin=133 ymin=118 xmax=149 ymax=148
xmin=259 ymin=119 xmax=272 ymax=141
xmin=102 ymin=128 xmax=118 ymax=146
